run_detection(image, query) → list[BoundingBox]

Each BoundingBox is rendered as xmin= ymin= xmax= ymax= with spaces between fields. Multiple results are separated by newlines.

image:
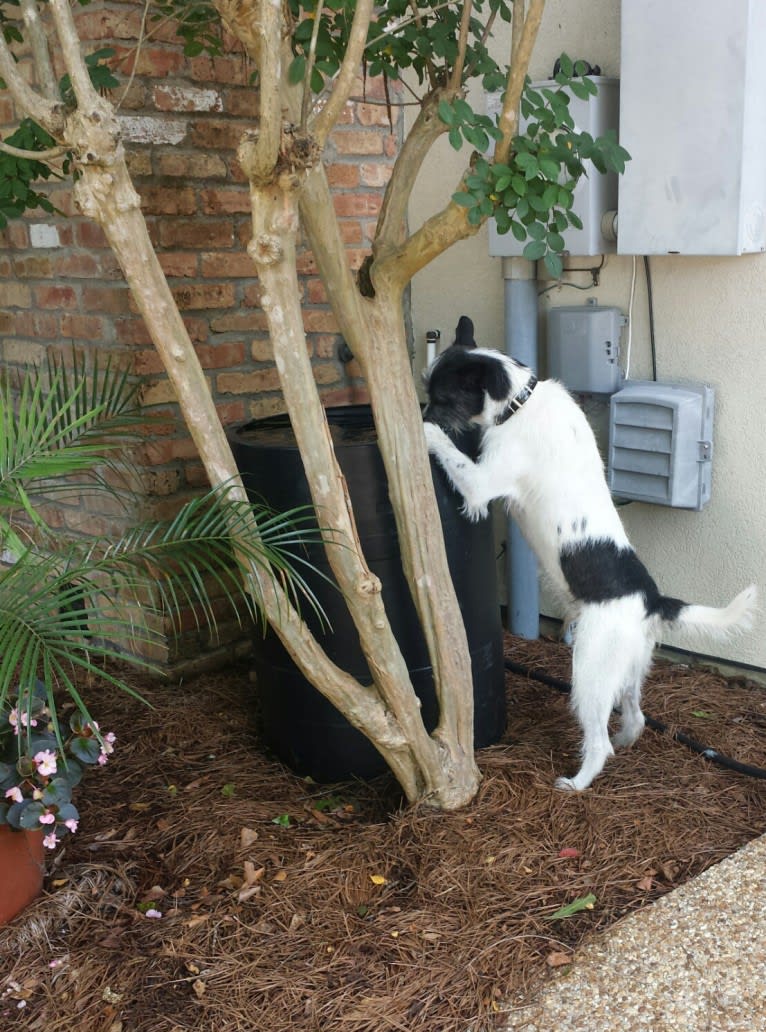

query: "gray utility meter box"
xmin=486 ymin=78 xmax=620 ymax=258
xmin=608 ymin=381 xmax=714 ymax=510
xmin=547 ymin=305 xmax=625 ymax=394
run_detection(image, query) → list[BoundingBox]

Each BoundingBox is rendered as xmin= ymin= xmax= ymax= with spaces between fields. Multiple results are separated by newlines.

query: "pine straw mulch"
xmin=2 ymin=634 xmax=766 ymax=1032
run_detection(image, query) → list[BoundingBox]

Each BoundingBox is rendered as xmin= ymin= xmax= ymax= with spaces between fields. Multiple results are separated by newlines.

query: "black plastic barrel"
xmin=228 ymin=404 xmax=505 ymax=781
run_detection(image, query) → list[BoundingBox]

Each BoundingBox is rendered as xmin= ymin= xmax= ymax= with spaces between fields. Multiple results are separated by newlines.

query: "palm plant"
xmin=0 ymin=354 xmax=323 ymax=844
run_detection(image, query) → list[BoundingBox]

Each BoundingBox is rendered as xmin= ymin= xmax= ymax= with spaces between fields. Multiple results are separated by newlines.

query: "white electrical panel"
xmin=618 ymin=0 xmax=766 ymax=256
xmin=608 ymin=382 xmax=714 ymax=510
xmin=486 ymin=78 xmax=620 ymax=258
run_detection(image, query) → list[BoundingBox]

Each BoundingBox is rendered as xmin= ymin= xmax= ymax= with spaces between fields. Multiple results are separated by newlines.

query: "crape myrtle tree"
xmin=0 ymin=0 xmax=627 ymax=809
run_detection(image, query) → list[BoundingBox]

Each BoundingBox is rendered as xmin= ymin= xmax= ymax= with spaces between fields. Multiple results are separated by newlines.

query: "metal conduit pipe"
xmin=502 ymin=257 xmax=540 ymax=639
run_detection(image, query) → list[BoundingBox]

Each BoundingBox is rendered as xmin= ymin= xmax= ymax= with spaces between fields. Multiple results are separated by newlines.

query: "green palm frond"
xmin=81 ymin=485 xmax=332 ymax=634
xmin=0 ymin=351 xmax=148 ymax=530
xmin=0 ymin=552 xmax=161 ymax=720
xmin=0 ymin=484 xmax=332 ymax=728
xmin=0 ymin=355 xmax=333 ymax=759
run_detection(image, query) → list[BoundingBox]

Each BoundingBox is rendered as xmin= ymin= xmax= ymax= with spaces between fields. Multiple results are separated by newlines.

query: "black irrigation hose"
xmin=504 ymin=659 xmax=766 ymax=781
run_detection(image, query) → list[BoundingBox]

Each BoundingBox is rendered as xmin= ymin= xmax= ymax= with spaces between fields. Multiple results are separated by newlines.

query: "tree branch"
xmin=447 ymin=0 xmax=473 ymax=91
xmin=310 ymin=0 xmax=375 ymax=147
xmin=48 ymin=0 xmax=100 ymax=109
xmin=0 ymin=25 xmax=64 ymax=134
xmin=494 ymin=0 xmax=544 ymax=165
xmin=214 ymin=0 xmax=282 ymax=180
xmin=299 ymin=163 xmax=370 ymax=346
xmin=375 ymin=0 xmax=546 ymax=287
xmin=0 ymin=137 xmax=66 ymax=160
xmin=373 ymin=89 xmax=449 ymax=257
xmin=20 ymin=0 xmax=57 ymax=100
xmin=300 ymin=0 xmax=324 ymax=129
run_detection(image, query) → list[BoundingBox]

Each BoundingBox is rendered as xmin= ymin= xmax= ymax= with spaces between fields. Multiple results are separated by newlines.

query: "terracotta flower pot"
xmin=0 ymin=826 xmax=45 ymax=924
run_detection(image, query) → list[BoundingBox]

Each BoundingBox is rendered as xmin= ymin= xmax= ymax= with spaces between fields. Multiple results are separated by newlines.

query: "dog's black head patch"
xmin=423 ymin=349 xmax=511 ymax=432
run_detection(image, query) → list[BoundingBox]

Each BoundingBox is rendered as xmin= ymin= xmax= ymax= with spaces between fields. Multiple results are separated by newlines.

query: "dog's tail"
xmin=657 ymin=584 xmax=758 ymax=642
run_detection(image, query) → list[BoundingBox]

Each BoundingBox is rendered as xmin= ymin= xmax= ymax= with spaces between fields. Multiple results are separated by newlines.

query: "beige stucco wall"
xmin=409 ymin=0 xmax=766 ymax=667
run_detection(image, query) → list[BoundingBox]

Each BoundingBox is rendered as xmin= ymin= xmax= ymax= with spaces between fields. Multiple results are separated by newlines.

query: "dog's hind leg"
xmin=555 ymin=603 xmax=638 ymax=791
xmin=611 ymin=687 xmax=645 ymax=750
xmin=556 ymin=598 xmax=652 ymax=791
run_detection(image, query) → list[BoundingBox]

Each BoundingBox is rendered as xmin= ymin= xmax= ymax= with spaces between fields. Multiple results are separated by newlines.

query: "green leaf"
xmin=522 ymin=239 xmax=546 ymax=261
xmin=272 ymin=813 xmax=292 ymax=827
xmin=69 ymin=735 xmax=101 ymax=765
xmin=544 ymin=893 xmax=597 ymax=920
xmin=448 ymin=127 xmax=462 ymax=150
xmin=288 ymin=55 xmax=306 ymax=85
xmin=544 ymin=251 xmax=564 ymax=279
xmin=452 ymin=192 xmax=475 ymax=208
xmin=510 ymin=220 xmax=527 ymax=243
xmin=438 ymin=100 xmax=456 ymax=127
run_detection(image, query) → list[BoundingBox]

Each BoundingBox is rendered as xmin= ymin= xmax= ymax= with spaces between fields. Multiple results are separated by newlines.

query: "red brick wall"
xmin=0 ymin=1 xmax=402 ymax=667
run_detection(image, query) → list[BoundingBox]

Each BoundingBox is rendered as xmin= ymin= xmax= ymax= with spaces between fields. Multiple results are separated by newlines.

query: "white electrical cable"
xmin=624 ymin=254 xmax=637 ymax=381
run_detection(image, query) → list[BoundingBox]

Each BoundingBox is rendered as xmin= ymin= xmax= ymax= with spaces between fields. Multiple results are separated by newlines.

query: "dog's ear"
xmin=452 ymin=315 xmax=476 ymax=349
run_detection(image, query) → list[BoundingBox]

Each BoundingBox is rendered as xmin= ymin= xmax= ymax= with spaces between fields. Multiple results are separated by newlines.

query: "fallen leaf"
xmin=240 ymin=827 xmax=259 ymax=849
xmin=544 ymin=893 xmax=597 ymax=921
xmin=184 ymin=915 xmax=210 ymax=929
xmin=192 ymin=979 xmax=206 ymax=999
xmin=637 ymin=875 xmax=654 ymax=892
xmin=546 ymin=950 xmax=573 ymax=968
xmin=558 ymin=847 xmax=581 ymax=859
xmin=659 ymin=860 xmax=679 ymax=882
xmin=243 ymin=862 xmax=265 ymax=886
xmin=273 ymin=869 xmax=288 ymax=883
xmin=144 ymin=885 xmax=166 ymax=901
xmin=128 ymin=802 xmax=150 ymax=812
xmin=237 ymin=885 xmax=261 ymax=903
xmin=370 ymin=874 xmax=388 ymax=886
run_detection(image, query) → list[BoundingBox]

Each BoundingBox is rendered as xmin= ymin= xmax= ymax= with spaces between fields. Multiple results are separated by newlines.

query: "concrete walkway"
xmin=504 ymin=833 xmax=766 ymax=1031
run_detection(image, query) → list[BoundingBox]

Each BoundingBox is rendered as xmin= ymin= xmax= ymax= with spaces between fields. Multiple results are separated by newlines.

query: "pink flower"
xmin=144 ymin=909 xmax=162 ymax=919
xmin=8 ymin=708 xmax=37 ymax=734
xmin=33 ymin=749 xmax=57 ymax=777
xmin=38 ymin=812 xmax=55 ymax=825
xmin=43 ymin=832 xmax=58 ymax=850
xmin=64 ymin=818 xmax=79 ymax=833
xmin=4 ymin=786 xmax=23 ymax=803
xmin=97 ymin=752 xmax=108 ymax=766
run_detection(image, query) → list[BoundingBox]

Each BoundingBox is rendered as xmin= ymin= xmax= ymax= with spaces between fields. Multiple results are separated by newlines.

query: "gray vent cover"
xmin=608 ymin=381 xmax=714 ymax=510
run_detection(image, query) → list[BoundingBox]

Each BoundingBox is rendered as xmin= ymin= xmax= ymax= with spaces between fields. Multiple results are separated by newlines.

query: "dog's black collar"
xmin=494 ymin=374 xmax=538 ymax=425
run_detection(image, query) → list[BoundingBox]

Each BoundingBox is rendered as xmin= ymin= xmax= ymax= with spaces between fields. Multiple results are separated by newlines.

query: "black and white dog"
xmin=423 ymin=318 xmax=757 ymax=791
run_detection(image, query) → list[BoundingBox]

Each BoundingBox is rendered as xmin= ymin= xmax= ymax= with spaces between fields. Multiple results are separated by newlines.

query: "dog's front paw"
xmin=554 ymin=776 xmax=578 ymax=792
xmin=460 ymin=500 xmax=488 ymax=523
xmin=422 ymin=421 xmax=446 ymax=452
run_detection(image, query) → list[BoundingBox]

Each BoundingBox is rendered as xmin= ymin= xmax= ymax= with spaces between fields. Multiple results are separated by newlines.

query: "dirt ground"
xmin=2 ymin=633 xmax=765 ymax=1032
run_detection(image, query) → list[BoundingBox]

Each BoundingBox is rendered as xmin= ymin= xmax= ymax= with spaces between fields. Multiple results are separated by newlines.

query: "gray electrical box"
xmin=547 ymin=304 xmax=625 ymax=394
xmin=618 ymin=0 xmax=766 ymax=255
xmin=486 ymin=78 xmax=620 ymax=257
xmin=608 ymin=381 xmax=714 ymax=510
